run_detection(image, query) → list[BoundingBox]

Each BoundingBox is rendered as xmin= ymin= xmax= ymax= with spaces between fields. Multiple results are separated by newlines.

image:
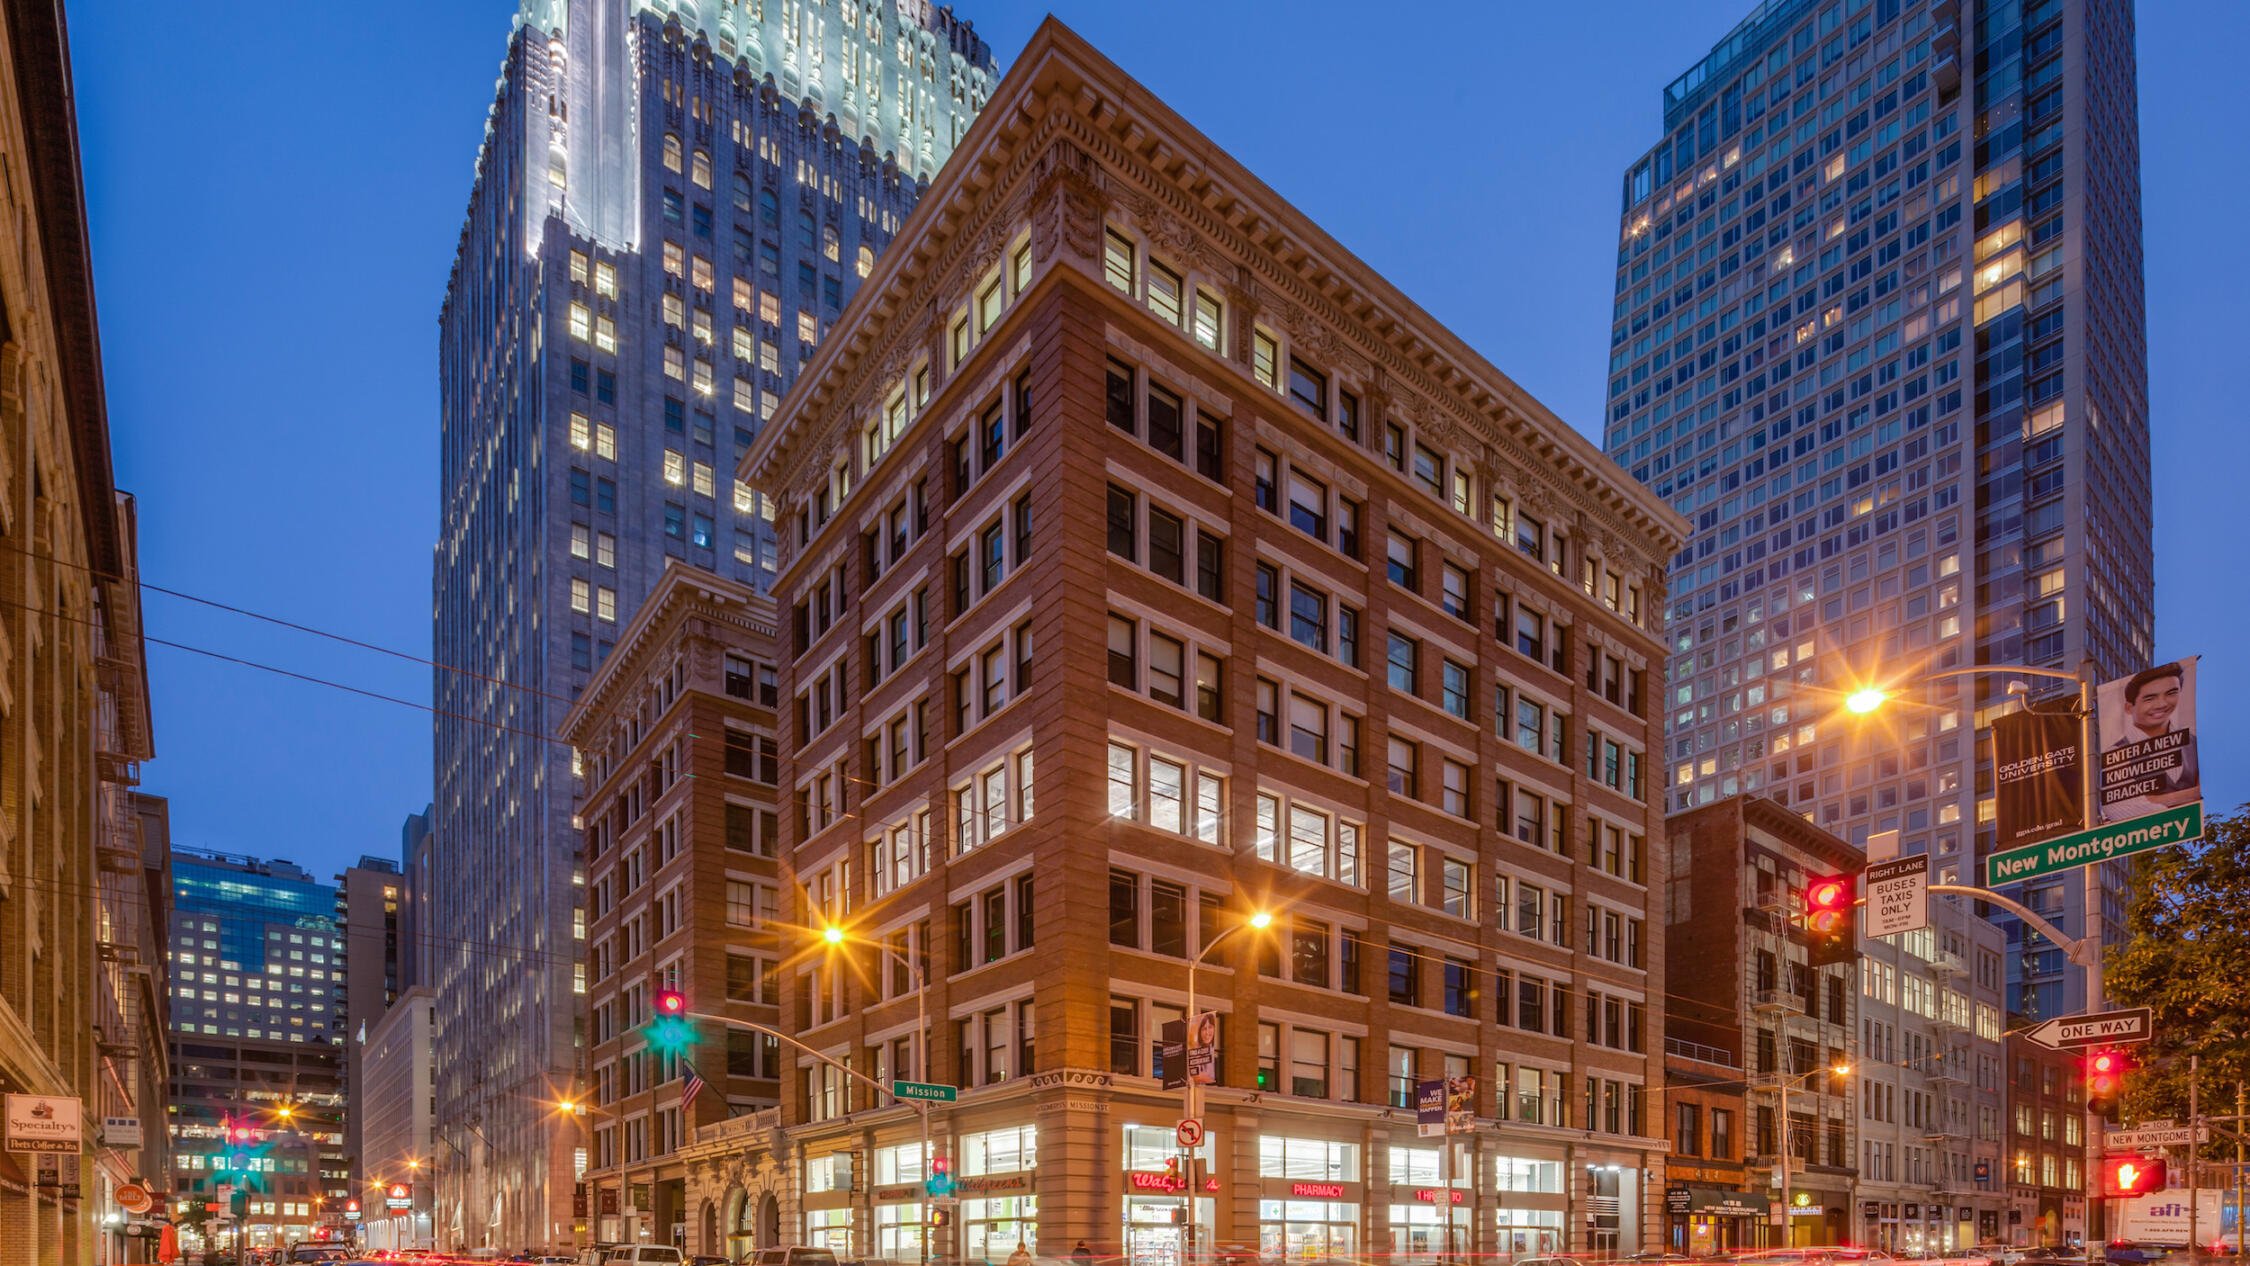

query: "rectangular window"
xmin=1103 ymin=228 xmax=1136 ymax=292
xmin=1386 ymin=632 xmax=1419 ymax=694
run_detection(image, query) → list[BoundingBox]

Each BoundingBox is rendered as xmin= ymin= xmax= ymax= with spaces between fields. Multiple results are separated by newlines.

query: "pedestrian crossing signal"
xmin=2102 ymin=1154 xmax=2166 ymax=1196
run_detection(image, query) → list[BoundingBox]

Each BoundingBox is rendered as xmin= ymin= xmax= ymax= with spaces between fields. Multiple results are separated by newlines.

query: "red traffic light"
xmin=2102 ymin=1154 xmax=2168 ymax=1196
xmin=931 ymin=1155 xmax=951 ymax=1175
xmin=2087 ymin=1047 xmax=2129 ymax=1115
xmin=655 ymin=988 xmax=687 ymax=1017
xmin=231 ymin=1126 xmax=254 ymax=1143
xmin=1802 ymin=872 xmax=1858 ymax=966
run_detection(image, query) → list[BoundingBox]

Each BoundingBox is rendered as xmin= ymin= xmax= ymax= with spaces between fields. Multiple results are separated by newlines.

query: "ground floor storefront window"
xmin=1124 ymin=1195 xmax=1211 ymax=1266
xmin=1257 ymin=1199 xmax=1356 ymax=1261
xmin=875 ymin=1204 xmax=925 ymax=1260
xmin=1388 ymin=1200 xmax=1469 ymax=1265
xmin=1496 ymin=1208 xmax=1565 ymax=1255
xmin=804 ymin=1207 xmax=853 ymax=1253
xmin=962 ymin=1195 xmax=1038 ymax=1264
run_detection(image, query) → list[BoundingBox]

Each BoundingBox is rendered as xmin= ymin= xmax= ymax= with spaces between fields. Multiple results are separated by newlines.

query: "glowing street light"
xmin=821 ymin=923 xmax=846 ymax=946
xmin=1845 ymin=687 xmax=1888 ymax=715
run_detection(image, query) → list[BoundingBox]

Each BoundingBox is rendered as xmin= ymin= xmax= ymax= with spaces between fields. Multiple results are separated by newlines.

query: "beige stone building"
xmin=698 ymin=18 xmax=1687 ymax=1266
xmin=0 ymin=0 xmax=160 ymax=1260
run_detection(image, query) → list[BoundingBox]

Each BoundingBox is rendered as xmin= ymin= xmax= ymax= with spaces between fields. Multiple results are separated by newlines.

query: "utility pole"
xmin=2190 ymin=1056 xmax=2201 ymax=1256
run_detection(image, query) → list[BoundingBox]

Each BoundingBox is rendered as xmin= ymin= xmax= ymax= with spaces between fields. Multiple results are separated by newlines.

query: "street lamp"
xmin=1770 ymin=1062 xmax=1852 ymax=1247
xmin=1179 ymin=908 xmax=1275 ymax=1265
xmin=1841 ymin=660 xmax=2101 ymax=988
xmin=820 ymin=921 xmax=936 ymax=1266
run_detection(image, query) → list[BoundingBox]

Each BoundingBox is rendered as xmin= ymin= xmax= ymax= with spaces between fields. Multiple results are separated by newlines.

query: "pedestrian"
xmin=1074 ymin=1241 xmax=1095 ymax=1266
xmin=1008 ymin=1241 xmax=1034 ymax=1266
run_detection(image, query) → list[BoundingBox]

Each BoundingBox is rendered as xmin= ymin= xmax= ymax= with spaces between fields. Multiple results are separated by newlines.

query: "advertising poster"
xmin=1993 ymin=709 xmax=2085 ymax=849
xmin=1416 ymin=1078 xmax=1447 ymax=1138
xmin=1444 ymin=1075 xmax=1476 ymax=1134
xmin=2098 ymin=658 xmax=2201 ymax=822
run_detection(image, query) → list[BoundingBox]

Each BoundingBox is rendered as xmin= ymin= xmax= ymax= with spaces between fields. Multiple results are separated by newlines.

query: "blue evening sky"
xmin=67 ymin=1 xmax=2248 ymax=879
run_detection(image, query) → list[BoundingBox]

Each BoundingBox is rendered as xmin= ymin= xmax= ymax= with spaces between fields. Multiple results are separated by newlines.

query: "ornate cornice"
xmin=745 ymin=18 xmax=1684 ymax=575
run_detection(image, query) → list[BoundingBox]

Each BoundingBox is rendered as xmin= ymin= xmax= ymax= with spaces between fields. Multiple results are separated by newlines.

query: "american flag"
xmin=680 ymin=1061 xmax=706 ymax=1110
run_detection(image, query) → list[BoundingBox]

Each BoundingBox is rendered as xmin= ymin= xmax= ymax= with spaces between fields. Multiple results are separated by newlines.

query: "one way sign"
xmin=2021 ymin=1007 xmax=2152 ymax=1051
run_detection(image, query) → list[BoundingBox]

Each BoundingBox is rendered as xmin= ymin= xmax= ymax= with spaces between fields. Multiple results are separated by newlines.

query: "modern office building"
xmin=165 ymin=851 xmax=350 ymax=1252
xmin=431 ymin=1 xmax=995 ymax=1248
xmin=0 ymin=1 xmax=159 ymax=1257
xmin=357 ymin=987 xmax=438 ymax=1254
xmin=1606 ymin=0 xmax=2151 ymax=1021
xmin=338 ymin=857 xmax=406 ymax=1185
xmin=559 ymin=564 xmax=783 ymax=1251
xmin=728 ymin=18 xmax=1681 ymax=1265
xmin=397 ymin=806 xmax=435 ymax=992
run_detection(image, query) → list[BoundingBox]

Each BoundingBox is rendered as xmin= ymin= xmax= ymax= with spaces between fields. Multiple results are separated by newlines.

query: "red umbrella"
xmin=158 ymin=1222 xmax=179 ymax=1263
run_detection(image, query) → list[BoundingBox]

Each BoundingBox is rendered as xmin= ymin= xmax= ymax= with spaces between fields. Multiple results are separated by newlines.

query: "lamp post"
xmin=1848 ymin=660 xmax=2108 ymax=1242
xmin=1180 ymin=909 xmax=1274 ymax=1266
xmin=1770 ymin=1063 xmax=1852 ymax=1248
xmin=823 ymin=922 xmax=936 ymax=1266
xmin=1845 ymin=660 xmax=2100 ymax=996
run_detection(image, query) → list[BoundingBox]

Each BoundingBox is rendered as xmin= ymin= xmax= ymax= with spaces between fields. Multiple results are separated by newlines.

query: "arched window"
xmin=661 ymin=132 xmax=683 ymax=173
xmin=732 ymin=173 xmax=752 ymax=212
xmin=690 ymin=150 xmax=712 ymax=189
xmin=821 ymin=226 xmax=840 ymax=263
xmin=758 ymin=189 xmax=779 ymax=222
xmin=856 ymin=244 xmax=874 ymax=278
xmin=797 ymin=210 xmax=816 ymax=243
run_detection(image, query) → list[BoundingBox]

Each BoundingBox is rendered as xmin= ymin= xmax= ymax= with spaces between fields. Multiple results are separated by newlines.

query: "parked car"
xmin=602 ymin=1249 xmax=686 ymax=1266
xmin=738 ymin=1250 xmax=838 ymax=1266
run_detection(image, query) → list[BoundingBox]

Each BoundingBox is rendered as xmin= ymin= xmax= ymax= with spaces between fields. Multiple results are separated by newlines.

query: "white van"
xmin=602 ymin=1248 xmax=687 ymax=1265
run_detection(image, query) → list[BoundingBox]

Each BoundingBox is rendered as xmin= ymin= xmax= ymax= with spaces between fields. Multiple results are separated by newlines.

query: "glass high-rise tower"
xmin=432 ymin=1 xmax=995 ymax=1249
xmin=1605 ymin=0 xmax=2149 ymax=1020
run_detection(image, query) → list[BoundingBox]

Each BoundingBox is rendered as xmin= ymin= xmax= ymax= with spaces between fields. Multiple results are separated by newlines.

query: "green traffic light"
xmin=646 ymin=1014 xmax=697 ymax=1053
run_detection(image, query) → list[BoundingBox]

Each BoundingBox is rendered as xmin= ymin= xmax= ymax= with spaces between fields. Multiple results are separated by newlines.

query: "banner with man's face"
xmin=2096 ymin=657 xmax=2200 ymax=822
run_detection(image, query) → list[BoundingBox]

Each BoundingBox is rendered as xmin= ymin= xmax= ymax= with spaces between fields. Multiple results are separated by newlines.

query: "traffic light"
xmin=1804 ymin=873 xmax=1858 ymax=967
xmin=925 ymin=1155 xmax=956 ymax=1198
xmin=228 ymin=1188 xmax=248 ymax=1218
xmin=2086 ymin=1048 xmax=2129 ymax=1117
xmin=2101 ymin=1154 xmax=2168 ymax=1197
xmin=930 ymin=1206 xmax=953 ymax=1228
xmin=647 ymin=988 xmax=696 ymax=1053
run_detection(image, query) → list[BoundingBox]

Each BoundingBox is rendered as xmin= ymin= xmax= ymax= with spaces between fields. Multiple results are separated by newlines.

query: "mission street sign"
xmin=1984 ymin=803 xmax=2201 ymax=888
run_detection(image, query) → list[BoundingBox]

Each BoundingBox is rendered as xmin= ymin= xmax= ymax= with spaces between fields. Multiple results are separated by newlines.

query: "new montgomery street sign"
xmin=2107 ymin=1124 xmax=2207 ymax=1149
xmin=2021 ymin=1007 xmax=2152 ymax=1051
xmin=892 ymin=1079 xmax=957 ymax=1103
xmin=1984 ymin=802 xmax=2202 ymax=887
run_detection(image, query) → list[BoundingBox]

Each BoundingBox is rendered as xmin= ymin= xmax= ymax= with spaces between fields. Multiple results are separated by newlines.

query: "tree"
xmin=2104 ymin=803 xmax=2250 ymax=1142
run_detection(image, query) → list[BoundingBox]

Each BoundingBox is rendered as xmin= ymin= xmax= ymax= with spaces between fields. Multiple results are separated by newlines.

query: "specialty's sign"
xmin=2021 ymin=1006 xmax=2153 ymax=1051
xmin=2098 ymin=658 xmax=2201 ymax=823
xmin=5 ymin=1095 xmax=83 ymax=1153
xmin=1994 ymin=709 xmax=2086 ymax=850
xmin=1984 ymin=803 xmax=2202 ymax=887
xmin=1866 ymin=855 xmax=1930 ymax=938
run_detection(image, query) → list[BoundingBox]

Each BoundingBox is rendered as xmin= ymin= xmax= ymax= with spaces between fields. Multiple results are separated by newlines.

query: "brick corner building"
xmin=730 ymin=17 xmax=1685 ymax=1265
xmin=562 ymin=563 xmax=783 ymax=1249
